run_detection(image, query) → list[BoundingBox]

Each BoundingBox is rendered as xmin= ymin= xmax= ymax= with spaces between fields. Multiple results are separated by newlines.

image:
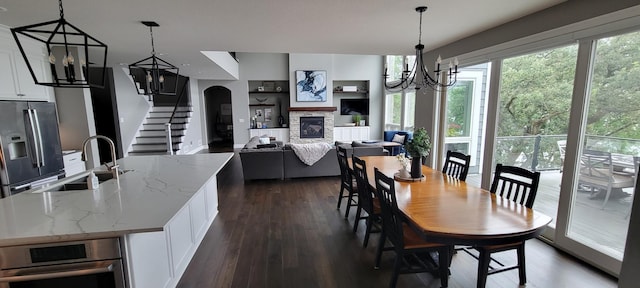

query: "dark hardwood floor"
xmin=177 ymin=151 xmax=617 ymax=288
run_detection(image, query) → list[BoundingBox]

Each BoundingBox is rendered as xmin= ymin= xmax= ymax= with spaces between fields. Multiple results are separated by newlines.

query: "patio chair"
xmin=578 ymin=150 xmax=635 ymax=209
xmin=625 ymin=156 xmax=640 ymax=219
xmin=557 ymin=140 xmax=566 ymax=173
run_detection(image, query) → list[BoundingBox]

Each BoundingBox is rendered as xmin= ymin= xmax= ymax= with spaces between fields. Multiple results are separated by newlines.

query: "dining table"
xmin=353 ymin=156 xmax=552 ymax=246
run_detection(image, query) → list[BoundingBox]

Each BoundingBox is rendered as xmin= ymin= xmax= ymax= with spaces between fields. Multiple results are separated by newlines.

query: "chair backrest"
xmin=442 ymin=150 xmax=471 ymax=181
xmin=557 ymin=140 xmax=567 ymax=160
xmin=374 ymin=168 xmax=404 ymax=251
xmin=352 ymin=155 xmax=374 ymax=213
xmin=489 ymin=164 xmax=541 ymax=208
xmin=579 ymin=149 xmax=613 ymax=182
xmin=337 ymin=145 xmax=352 ymax=185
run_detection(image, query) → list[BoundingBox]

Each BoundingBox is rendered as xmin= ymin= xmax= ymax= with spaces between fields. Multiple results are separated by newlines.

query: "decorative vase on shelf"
xmin=278 ymin=102 xmax=285 ymax=127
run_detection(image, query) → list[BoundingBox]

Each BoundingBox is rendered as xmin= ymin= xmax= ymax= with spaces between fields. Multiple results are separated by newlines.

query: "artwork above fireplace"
xmin=300 ymin=116 xmax=324 ymax=139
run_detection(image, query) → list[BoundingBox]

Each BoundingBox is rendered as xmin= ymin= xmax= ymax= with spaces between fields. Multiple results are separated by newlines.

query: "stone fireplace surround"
xmin=288 ymin=107 xmax=336 ymax=144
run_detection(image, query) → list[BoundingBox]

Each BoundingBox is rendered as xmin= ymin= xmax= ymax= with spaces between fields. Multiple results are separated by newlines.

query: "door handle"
xmin=26 ymin=109 xmax=41 ymax=167
xmin=0 ymin=261 xmax=115 ymax=283
xmin=32 ymin=109 xmax=46 ymax=167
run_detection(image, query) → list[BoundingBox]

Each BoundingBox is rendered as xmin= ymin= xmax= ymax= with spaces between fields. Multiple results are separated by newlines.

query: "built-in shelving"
xmin=248 ymin=80 xmax=290 ymax=132
xmin=332 ymin=90 xmax=368 ymax=94
xmin=249 ymin=91 xmax=289 ymax=94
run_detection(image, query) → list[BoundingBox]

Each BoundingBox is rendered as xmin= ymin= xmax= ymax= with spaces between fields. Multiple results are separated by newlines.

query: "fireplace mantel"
xmin=288 ymin=107 xmax=337 ymax=112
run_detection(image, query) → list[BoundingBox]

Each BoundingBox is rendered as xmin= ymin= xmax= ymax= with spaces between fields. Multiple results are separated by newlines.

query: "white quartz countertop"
xmin=0 ymin=153 xmax=233 ymax=246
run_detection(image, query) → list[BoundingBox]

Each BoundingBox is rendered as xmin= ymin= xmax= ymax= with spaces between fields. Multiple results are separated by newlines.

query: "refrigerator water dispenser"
xmin=8 ymin=140 xmax=27 ymax=160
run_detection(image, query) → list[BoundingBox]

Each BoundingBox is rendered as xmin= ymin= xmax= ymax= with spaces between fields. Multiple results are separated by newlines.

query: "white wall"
xmin=181 ymin=79 xmax=205 ymax=153
xmin=289 ymin=53 xmax=334 ymax=108
xmin=112 ymin=67 xmax=150 ymax=154
xmin=332 ymin=54 xmax=383 ymax=140
xmin=54 ymin=87 xmax=99 ymax=168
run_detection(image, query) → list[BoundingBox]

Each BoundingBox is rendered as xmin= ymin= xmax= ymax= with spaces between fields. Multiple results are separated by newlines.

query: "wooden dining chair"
xmin=336 ymin=146 xmax=357 ymax=218
xmin=351 ymin=155 xmax=381 ymax=247
xmin=442 ymin=150 xmax=471 ymax=181
xmin=468 ymin=164 xmax=541 ymax=288
xmin=373 ymin=168 xmax=450 ymax=288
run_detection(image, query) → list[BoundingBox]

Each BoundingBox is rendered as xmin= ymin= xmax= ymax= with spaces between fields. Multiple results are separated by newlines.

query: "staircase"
xmin=128 ymin=106 xmax=193 ymax=156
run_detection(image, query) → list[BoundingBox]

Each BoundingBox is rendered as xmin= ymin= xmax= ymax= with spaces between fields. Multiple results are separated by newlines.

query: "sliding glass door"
xmin=492 ymin=44 xmax=578 ymax=230
xmin=557 ymin=30 xmax=640 ymax=273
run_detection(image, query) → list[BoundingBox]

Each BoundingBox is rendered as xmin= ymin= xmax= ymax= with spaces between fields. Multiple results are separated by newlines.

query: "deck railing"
xmin=494 ymin=134 xmax=640 ymax=171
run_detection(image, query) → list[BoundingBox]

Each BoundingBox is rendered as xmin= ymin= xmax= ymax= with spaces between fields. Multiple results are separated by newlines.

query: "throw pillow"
xmin=391 ymin=134 xmax=406 ymax=144
xmin=245 ymin=136 xmax=261 ymax=149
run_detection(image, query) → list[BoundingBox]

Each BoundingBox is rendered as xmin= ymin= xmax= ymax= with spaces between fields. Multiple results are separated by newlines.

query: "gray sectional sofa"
xmin=239 ymin=138 xmax=387 ymax=181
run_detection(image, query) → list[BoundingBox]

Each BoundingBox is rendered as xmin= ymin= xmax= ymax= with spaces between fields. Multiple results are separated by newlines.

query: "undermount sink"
xmin=49 ymin=169 xmax=133 ymax=192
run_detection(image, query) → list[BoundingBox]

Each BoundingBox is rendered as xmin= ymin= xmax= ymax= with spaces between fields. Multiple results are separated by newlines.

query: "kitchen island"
xmin=0 ymin=153 xmax=233 ymax=288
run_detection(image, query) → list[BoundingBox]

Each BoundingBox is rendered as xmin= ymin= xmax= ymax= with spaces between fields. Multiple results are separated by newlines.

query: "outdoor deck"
xmin=467 ymin=170 xmax=633 ymax=259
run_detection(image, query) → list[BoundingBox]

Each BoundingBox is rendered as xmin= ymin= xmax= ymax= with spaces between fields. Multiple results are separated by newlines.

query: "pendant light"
xmin=383 ymin=6 xmax=459 ymax=91
xmin=10 ymin=0 xmax=108 ymax=88
xmin=129 ymin=21 xmax=179 ymax=98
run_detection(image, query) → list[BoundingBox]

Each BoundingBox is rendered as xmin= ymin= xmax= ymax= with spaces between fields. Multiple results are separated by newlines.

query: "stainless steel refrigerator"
xmin=0 ymin=101 xmax=64 ymax=198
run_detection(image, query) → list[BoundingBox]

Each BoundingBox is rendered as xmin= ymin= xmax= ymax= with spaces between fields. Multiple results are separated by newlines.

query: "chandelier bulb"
xmin=159 ymin=75 xmax=165 ymax=83
xmin=147 ymin=72 xmax=153 ymax=83
xmin=62 ymin=57 xmax=68 ymax=67
xmin=67 ymin=54 xmax=74 ymax=64
xmin=48 ymin=53 xmax=56 ymax=64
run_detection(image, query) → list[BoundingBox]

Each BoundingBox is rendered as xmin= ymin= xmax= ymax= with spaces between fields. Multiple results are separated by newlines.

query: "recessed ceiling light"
xmin=119 ymin=63 xmax=128 ymax=66
xmin=181 ymin=63 xmax=190 ymax=66
xmin=0 ymin=7 xmax=8 ymax=12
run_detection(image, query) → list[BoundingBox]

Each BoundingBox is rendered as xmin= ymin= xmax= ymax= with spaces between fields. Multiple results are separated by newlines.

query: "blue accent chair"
xmin=383 ymin=131 xmax=413 ymax=156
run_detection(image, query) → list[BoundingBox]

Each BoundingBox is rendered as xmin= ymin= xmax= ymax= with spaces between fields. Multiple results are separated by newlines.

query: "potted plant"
xmin=352 ymin=114 xmax=362 ymax=126
xmin=405 ymin=127 xmax=431 ymax=178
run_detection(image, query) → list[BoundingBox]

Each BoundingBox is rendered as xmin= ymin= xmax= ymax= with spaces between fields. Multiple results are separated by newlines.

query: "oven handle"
xmin=0 ymin=260 xmax=115 ymax=283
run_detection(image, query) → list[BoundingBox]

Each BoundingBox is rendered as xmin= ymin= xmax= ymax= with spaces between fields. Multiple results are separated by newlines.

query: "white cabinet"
xmin=334 ymin=126 xmax=370 ymax=142
xmin=63 ymin=151 xmax=85 ymax=176
xmin=250 ymin=128 xmax=290 ymax=142
xmin=124 ymin=176 xmax=219 ymax=288
xmin=0 ymin=29 xmax=52 ymax=101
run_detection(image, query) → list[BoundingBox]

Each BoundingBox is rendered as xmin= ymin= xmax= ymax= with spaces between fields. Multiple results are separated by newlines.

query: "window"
xmin=384 ymin=55 xmax=416 ymax=132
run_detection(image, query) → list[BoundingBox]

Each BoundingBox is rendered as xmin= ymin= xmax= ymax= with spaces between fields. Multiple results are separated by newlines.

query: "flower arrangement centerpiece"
xmin=405 ymin=127 xmax=431 ymax=178
xmin=396 ymin=153 xmax=411 ymax=178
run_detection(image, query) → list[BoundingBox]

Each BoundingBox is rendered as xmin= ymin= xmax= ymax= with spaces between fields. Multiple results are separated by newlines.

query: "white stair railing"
xmin=165 ymin=122 xmax=173 ymax=155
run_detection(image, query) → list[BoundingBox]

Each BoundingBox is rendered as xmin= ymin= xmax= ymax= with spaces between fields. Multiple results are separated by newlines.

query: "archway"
xmin=204 ymin=86 xmax=233 ymax=152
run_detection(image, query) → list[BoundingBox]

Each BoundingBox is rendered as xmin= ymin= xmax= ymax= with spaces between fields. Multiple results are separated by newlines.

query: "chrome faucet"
xmin=81 ymin=135 xmax=119 ymax=180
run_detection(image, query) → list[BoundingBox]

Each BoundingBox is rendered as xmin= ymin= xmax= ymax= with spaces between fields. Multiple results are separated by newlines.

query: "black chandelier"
xmin=383 ymin=6 xmax=458 ymax=91
xmin=129 ymin=21 xmax=179 ymax=97
xmin=10 ymin=0 xmax=108 ymax=88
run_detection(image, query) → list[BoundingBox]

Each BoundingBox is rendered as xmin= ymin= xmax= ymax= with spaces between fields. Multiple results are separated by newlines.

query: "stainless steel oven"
xmin=0 ymin=238 xmax=125 ymax=288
